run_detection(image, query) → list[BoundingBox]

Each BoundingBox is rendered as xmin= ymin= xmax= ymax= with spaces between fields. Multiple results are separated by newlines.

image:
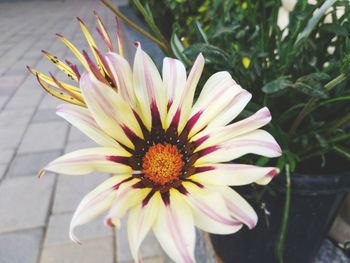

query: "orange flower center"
xmin=142 ymin=143 xmax=183 ymax=185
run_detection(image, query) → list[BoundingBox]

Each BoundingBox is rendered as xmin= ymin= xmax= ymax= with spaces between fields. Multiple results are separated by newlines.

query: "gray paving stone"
xmin=0 ymin=107 xmax=35 ymax=128
xmin=32 ymin=109 xmax=62 ymax=123
xmin=0 ymin=176 xmax=55 ymax=233
xmin=6 ymin=151 xmax=61 ymax=178
xmin=67 ymin=125 xmax=90 ymax=142
xmin=0 ymin=228 xmax=44 ymax=263
xmin=0 ymin=124 xmax=27 ymax=150
xmin=0 ymin=74 xmax=26 ymax=91
xmin=18 ymin=121 xmax=69 ymax=154
xmin=0 ymin=148 xmax=15 ymax=164
xmin=116 ymin=218 xmax=163 ymax=262
xmin=40 ymin=237 xmax=115 ymax=263
xmin=5 ymin=93 xmax=43 ymax=109
xmin=37 ymin=94 xmax=62 ymax=110
xmin=64 ymin=139 xmax=97 ymax=153
xmin=0 ymin=96 xmax=8 ymax=109
xmin=0 ymin=164 xmax=7 ymax=180
xmin=45 ymin=213 xmax=113 ymax=247
xmin=53 ymin=173 xmax=110 ymax=214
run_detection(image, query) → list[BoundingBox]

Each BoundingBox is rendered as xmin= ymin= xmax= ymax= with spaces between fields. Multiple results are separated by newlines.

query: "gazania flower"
xmin=30 ymin=10 xmax=281 ymax=263
xmin=38 ymin=42 xmax=281 ymax=262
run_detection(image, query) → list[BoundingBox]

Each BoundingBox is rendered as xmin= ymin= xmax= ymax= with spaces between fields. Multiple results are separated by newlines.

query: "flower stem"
xmin=100 ymin=0 xmax=171 ymax=52
xmin=275 ymin=164 xmax=291 ymax=263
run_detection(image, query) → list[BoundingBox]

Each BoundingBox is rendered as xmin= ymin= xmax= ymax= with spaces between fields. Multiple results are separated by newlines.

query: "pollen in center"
xmin=142 ymin=143 xmax=183 ymax=185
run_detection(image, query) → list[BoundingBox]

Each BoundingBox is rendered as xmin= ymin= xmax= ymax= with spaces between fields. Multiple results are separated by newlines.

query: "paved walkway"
xmin=0 ymin=1 xmax=165 ymax=262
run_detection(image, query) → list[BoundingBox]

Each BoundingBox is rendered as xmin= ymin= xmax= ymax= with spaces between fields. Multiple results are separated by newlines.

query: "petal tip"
xmin=37 ymin=169 xmax=45 ymax=178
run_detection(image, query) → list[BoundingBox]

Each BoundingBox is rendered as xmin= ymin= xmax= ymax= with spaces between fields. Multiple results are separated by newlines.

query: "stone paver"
xmin=44 ymin=213 xmax=113 ymax=247
xmin=0 ymin=176 xmax=55 ymax=233
xmin=18 ymin=121 xmax=69 ymax=154
xmin=0 ymin=228 xmax=44 ymax=263
xmin=6 ymin=151 xmax=61 ymax=178
xmin=40 ymin=237 xmax=115 ymax=263
xmin=53 ymin=173 xmax=110 ymax=214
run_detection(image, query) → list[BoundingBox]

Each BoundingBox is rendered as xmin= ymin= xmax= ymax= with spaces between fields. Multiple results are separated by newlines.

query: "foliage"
xmin=131 ymin=0 xmax=350 ymax=174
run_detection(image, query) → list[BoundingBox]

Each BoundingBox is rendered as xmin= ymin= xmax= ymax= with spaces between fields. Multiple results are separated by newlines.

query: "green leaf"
xmin=293 ymin=73 xmax=330 ymax=99
xmin=295 ymin=0 xmax=337 ymax=46
xmin=170 ymin=31 xmax=191 ymax=66
xmin=184 ymin=43 xmax=230 ymax=64
xmin=333 ymin=145 xmax=350 ymax=159
xmin=322 ymin=24 xmax=349 ymax=37
xmin=262 ymin=76 xmax=293 ymax=94
xmin=194 ymin=19 xmax=209 ymax=44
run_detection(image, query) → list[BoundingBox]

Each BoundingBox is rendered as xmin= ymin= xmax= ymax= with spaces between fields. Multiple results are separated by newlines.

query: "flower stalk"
xmin=275 ymin=164 xmax=291 ymax=263
xmin=100 ymin=0 xmax=171 ymax=53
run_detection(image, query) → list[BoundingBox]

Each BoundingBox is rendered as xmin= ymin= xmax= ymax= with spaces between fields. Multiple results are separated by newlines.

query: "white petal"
xmin=104 ymin=179 xmax=151 ymax=227
xmin=133 ymin=44 xmax=167 ymax=129
xmin=187 ymin=72 xmax=243 ymax=137
xmin=69 ymin=175 xmax=130 ymax=243
xmin=127 ymin=192 xmax=161 ymax=261
xmin=105 ymin=52 xmax=136 ymax=107
xmin=205 ymin=90 xmax=252 ymax=128
xmin=190 ymin=164 xmax=279 ymax=186
xmin=182 ymin=182 xmax=243 ymax=235
xmin=196 ymin=129 xmax=282 ymax=164
xmin=153 ymin=189 xmax=196 ymax=263
xmin=192 ymin=107 xmax=272 ymax=151
xmin=277 ymin=7 xmax=290 ymax=30
xmin=167 ymin=54 xmax=204 ymax=134
xmin=44 ymin=147 xmax=132 ymax=175
xmin=208 ymin=185 xmax=258 ymax=229
xmin=80 ymin=72 xmax=143 ymax=149
xmin=56 ymin=103 xmax=118 ymax=148
xmin=162 ymin=57 xmax=187 ymax=129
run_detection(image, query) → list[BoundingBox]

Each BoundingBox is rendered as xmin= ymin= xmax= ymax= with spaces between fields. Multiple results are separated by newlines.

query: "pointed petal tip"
xmin=37 ymin=169 xmax=45 ymax=179
xmin=69 ymin=231 xmax=82 ymax=245
xmin=134 ymin=41 xmax=140 ymax=48
xmin=76 ymin=17 xmax=84 ymax=24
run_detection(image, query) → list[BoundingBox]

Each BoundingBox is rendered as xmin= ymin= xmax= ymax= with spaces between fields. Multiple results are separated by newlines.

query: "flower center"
xmin=142 ymin=143 xmax=183 ymax=185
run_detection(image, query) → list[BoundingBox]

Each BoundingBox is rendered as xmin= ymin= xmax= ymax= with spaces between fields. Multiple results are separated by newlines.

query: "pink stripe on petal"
xmin=193 ymin=135 xmax=209 ymax=149
xmin=197 ymin=145 xmax=220 ymax=157
xmin=186 ymin=111 xmax=202 ymax=132
xmin=225 ymin=201 xmax=257 ymax=229
xmin=165 ymin=206 xmax=195 ymax=263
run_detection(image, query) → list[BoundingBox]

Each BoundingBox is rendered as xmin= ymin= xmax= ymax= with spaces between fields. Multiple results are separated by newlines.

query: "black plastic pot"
xmin=210 ymin=172 xmax=350 ymax=263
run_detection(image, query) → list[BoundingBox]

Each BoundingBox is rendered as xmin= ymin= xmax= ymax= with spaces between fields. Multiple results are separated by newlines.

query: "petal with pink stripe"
xmin=127 ymin=192 xmax=161 ymax=261
xmin=162 ymin=57 xmax=187 ymax=128
xmin=187 ymin=72 xmax=242 ymax=137
xmin=80 ymin=72 xmax=142 ymax=149
xmin=182 ymin=182 xmax=243 ymax=234
xmin=153 ymin=189 xmax=196 ymax=263
xmin=207 ymin=90 xmax=252 ymax=128
xmin=69 ymin=175 xmax=130 ymax=243
xmin=44 ymin=147 xmax=132 ymax=175
xmin=208 ymin=185 xmax=258 ymax=229
xmin=133 ymin=44 xmax=167 ymax=130
xmin=167 ymin=54 xmax=204 ymax=134
xmin=104 ymin=179 xmax=151 ymax=228
xmin=196 ymin=129 xmax=282 ymax=164
xmin=105 ymin=52 xmax=136 ymax=107
xmin=190 ymin=164 xmax=279 ymax=186
xmin=56 ymin=103 xmax=118 ymax=148
xmin=192 ymin=107 xmax=272 ymax=151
